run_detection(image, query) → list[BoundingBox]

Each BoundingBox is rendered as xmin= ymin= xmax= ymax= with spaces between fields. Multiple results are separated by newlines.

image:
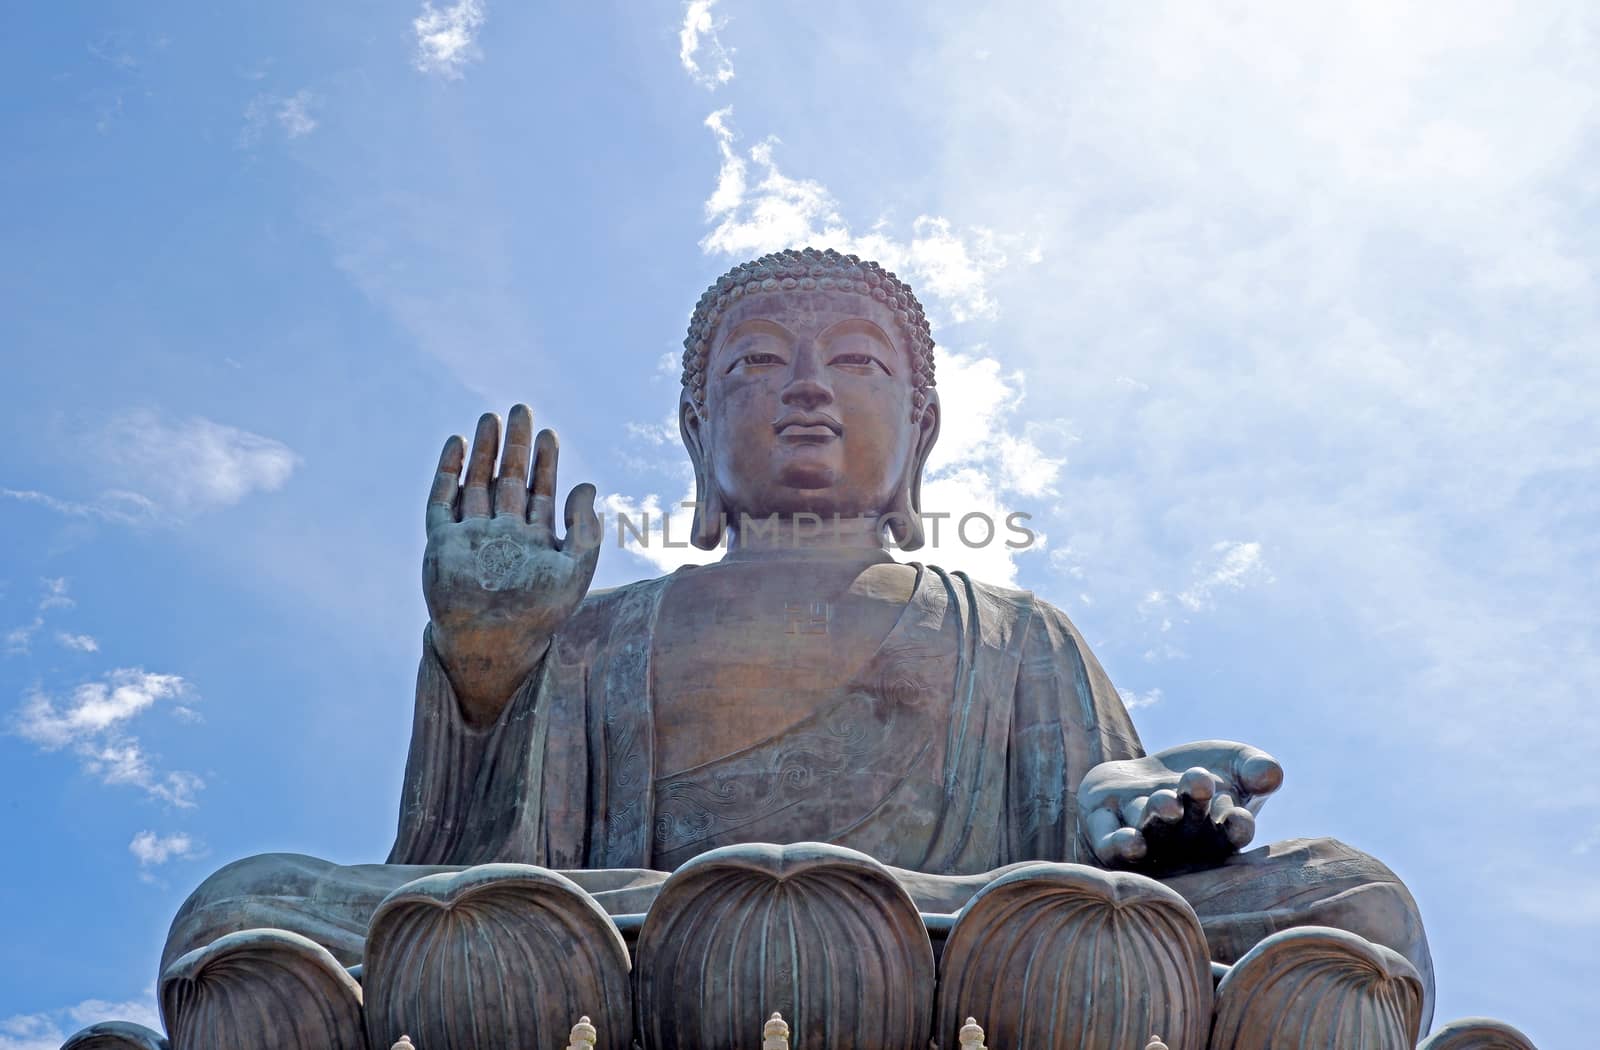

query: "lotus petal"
xmin=60 ymin=1021 xmax=169 ymax=1050
xmin=634 ymin=842 xmax=934 ymax=1050
xmin=362 ymin=863 xmax=630 ymax=1050
xmin=159 ymin=927 xmax=367 ymax=1050
xmin=1418 ymin=1017 xmax=1539 ymax=1050
xmin=1210 ymin=925 xmax=1425 ymax=1049
xmin=934 ymin=863 xmax=1212 ymax=1050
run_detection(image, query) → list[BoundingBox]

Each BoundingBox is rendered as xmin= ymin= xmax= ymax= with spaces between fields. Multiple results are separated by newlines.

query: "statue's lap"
xmin=162 ymin=835 xmax=1432 ymax=1010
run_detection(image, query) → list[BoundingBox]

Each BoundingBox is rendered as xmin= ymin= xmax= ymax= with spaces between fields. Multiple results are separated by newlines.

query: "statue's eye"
xmin=829 ymin=352 xmax=888 ymax=373
xmin=729 ymin=351 xmax=785 ymax=371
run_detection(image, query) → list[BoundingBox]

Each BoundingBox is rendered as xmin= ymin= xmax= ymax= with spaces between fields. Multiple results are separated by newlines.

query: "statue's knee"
xmin=163 ymin=853 xmax=343 ymax=974
xmin=1247 ymin=837 xmax=1435 ymax=1032
xmin=1177 ymin=837 xmax=1431 ymax=968
xmin=1284 ymin=837 xmax=1421 ymax=915
xmin=189 ymin=852 xmax=331 ymax=901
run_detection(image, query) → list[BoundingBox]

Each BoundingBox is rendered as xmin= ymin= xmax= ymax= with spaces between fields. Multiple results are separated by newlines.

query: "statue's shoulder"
xmin=917 ymin=564 xmax=1090 ymax=653
xmin=580 ymin=574 xmax=673 ymax=607
xmin=561 ymin=574 xmax=674 ymax=643
xmin=916 ymin=562 xmax=1040 ymax=614
xmin=909 ymin=563 xmax=1045 ymax=643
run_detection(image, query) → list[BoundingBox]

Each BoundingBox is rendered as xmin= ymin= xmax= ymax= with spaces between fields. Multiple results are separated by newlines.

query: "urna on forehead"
xmin=681 ymin=247 xmax=937 ymax=421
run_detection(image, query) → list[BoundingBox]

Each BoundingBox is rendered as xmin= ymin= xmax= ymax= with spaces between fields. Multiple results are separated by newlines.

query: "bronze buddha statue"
xmin=148 ymin=248 xmax=1451 ymax=1049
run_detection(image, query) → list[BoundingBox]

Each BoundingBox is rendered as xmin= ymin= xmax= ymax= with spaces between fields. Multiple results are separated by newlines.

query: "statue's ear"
xmin=888 ymin=391 xmax=941 ymax=551
xmin=680 ymin=393 xmax=726 ymax=550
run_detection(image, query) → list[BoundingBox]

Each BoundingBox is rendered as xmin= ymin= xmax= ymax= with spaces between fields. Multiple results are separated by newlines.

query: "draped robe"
xmin=388 ymin=564 xmax=1143 ymax=874
xmin=163 ymin=563 xmax=1433 ymax=1025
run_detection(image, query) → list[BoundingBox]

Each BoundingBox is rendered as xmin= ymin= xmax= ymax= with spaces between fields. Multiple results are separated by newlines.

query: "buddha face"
xmin=683 ymin=289 xmax=938 ymax=540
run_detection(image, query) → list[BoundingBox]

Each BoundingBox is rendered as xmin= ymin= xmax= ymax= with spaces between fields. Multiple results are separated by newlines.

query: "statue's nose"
xmin=780 ymin=343 xmax=834 ymax=409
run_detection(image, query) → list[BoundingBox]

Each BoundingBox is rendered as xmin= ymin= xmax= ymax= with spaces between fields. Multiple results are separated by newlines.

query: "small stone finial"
xmin=390 ymin=1037 xmax=415 ymax=1050
xmin=566 ymin=1015 xmax=597 ymax=1049
xmin=762 ymin=1012 xmax=791 ymax=1050
xmin=959 ymin=1016 xmax=987 ymax=1049
xmin=1145 ymin=1037 xmax=1169 ymax=1050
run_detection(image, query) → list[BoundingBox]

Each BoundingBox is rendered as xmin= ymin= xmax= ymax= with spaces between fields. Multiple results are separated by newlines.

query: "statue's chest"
xmin=649 ymin=561 xmax=924 ymax=775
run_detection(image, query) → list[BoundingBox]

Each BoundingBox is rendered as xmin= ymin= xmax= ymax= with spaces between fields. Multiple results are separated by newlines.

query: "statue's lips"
xmin=776 ymin=425 xmax=841 ymax=443
xmin=773 ymin=415 xmax=843 ymax=443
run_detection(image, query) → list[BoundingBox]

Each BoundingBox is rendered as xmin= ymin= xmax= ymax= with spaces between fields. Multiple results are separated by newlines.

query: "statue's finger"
xmin=1216 ymin=806 xmax=1256 ymax=850
xmin=1177 ymin=767 xmax=1216 ymax=811
xmin=494 ymin=404 xmax=533 ymax=520
xmin=1121 ymin=794 xmax=1151 ymax=829
xmin=528 ymin=429 xmax=560 ymax=535
xmin=561 ymin=482 xmax=602 ymax=555
xmin=1085 ymin=808 xmax=1129 ymax=864
xmin=1105 ymin=826 xmax=1147 ymax=864
xmin=1229 ymin=746 xmax=1284 ymax=800
xmin=461 ymin=412 xmax=500 ymax=519
xmin=426 ymin=434 xmax=467 ymax=533
xmin=1138 ymin=788 xmax=1183 ymax=830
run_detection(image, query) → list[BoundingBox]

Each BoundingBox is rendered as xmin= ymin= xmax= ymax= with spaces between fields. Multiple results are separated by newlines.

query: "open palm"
xmin=423 ymin=404 xmax=600 ymax=725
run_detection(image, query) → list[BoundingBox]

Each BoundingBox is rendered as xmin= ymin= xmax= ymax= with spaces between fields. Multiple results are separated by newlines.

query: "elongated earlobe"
xmin=886 ymin=487 xmax=925 ymax=550
xmin=690 ymin=468 xmax=726 ymax=550
xmin=889 ymin=392 xmax=940 ymax=551
xmin=681 ymin=397 xmax=726 ymax=550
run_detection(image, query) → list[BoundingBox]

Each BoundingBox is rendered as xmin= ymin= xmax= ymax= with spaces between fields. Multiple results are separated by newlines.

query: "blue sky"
xmin=2 ymin=1 xmax=1595 ymax=1045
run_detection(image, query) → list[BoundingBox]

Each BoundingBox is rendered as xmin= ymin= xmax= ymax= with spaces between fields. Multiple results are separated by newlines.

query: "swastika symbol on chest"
xmin=783 ymin=601 xmax=832 ymax=635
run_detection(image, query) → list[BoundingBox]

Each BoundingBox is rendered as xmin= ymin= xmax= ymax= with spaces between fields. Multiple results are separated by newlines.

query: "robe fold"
xmin=387 ymin=564 xmax=1143 ymax=875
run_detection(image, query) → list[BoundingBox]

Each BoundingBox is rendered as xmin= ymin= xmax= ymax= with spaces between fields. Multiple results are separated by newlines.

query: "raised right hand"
xmin=423 ymin=404 xmax=601 ymax=726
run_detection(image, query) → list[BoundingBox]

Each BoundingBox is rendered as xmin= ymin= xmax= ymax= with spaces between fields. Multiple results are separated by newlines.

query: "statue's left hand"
xmin=1077 ymin=741 xmax=1284 ymax=875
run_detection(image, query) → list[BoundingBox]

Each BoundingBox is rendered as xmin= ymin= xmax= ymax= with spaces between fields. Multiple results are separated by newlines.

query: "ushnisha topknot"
xmin=682 ymin=247 xmax=936 ymax=421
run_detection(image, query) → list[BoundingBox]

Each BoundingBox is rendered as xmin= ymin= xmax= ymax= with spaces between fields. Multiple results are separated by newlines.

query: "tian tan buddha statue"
xmin=71 ymin=249 xmax=1539 ymax=1050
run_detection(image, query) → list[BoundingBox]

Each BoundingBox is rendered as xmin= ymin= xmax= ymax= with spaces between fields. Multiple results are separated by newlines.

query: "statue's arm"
xmin=385 ymin=617 xmax=556 ymax=864
xmin=1013 ymin=598 xmax=1283 ymax=874
xmin=390 ymin=404 xmax=601 ymax=866
xmin=1007 ymin=596 xmax=1144 ymax=863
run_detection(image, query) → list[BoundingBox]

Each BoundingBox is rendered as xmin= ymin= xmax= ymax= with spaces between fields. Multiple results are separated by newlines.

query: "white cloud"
xmin=895 ymin=217 xmax=1006 ymax=323
xmin=17 ymin=670 xmax=178 ymax=748
xmin=129 ymin=830 xmax=199 ymax=867
xmin=906 ymin=350 xmax=1065 ymax=585
xmin=1177 ymin=541 xmax=1272 ymax=611
xmin=6 ymin=414 xmax=293 ymax=526
xmin=0 ymin=993 xmax=161 ymax=1050
xmin=1117 ymin=686 xmax=1164 ymax=711
xmin=82 ymin=742 xmax=204 ymax=808
xmin=624 ymin=411 xmax=679 ymax=448
xmin=55 ymin=632 xmax=99 ymax=653
xmin=600 ymin=488 xmax=720 ymax=574
xmin=914 ymin=465 xmax=1037 ymax=587
xmin=413 ymin=0 xmax=487 ymax=79
xmin=0 ymin=1013 xmax=70 ymax=1050
xmin=699 ymin=109 xmax=1021 ymax=326
xmin=38 ymin=578 xmax=72 ymax=610
xmin=240 ymin=90 xmax=318 ymax=147
xmin=680 ymin=0 xmax=735 ymax=89
xmin=102 ymin=410 xmax=298 ymax=518
xmin=0 ymin=488 xmax=155 ymax=525
xmin=14 ymin=669 xmax=204 ymax=807
xmin=275 ymin=90 xmax=317 ymax=138
xmin=876 ymin=1 xmax=1599 ymax=820
xmin=5 ymin=579 xmax=79 ymax=655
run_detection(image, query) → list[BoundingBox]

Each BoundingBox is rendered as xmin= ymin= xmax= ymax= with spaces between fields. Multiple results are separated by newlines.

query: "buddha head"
xmin=680 ymin=247 xmax=942 ymax=550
